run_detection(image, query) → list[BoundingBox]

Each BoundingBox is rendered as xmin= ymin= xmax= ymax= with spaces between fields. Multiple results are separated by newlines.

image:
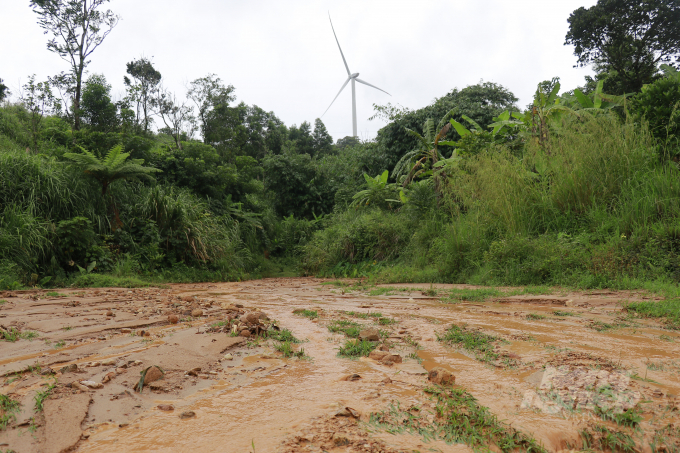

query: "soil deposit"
xmin=0 ymin=278 xmax=679 ymax=452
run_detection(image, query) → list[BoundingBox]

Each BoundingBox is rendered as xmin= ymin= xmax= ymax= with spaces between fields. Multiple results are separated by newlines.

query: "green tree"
xmin=30 ymin=0 xmax=119 ymax=131
xmin=123 ymin=57 xmax=162 ymax=133
xmin=187 ymin=74 xmax=238 ymax=152
xmin=0 ymin=78 xmax=9 ymax=102
xmin=312 ymin=118 xmax=333 ymax=156
xmin=565 ymin=0 xmax=680 ymax=94
xmin=20 ymin=75 xmax=61 ymax=152
xmin=289 ymin=122 xmax=314 ymax=155
xmin=81 ymin=74 xmax=118 ymax=132
xmin=157 ymin=89 xmax=196 ymax=149
xmin=63 ymin=145 xmax=161 ymax=226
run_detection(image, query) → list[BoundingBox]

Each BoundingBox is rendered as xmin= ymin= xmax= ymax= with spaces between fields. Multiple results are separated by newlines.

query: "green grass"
xmin=444 ymin=288 xmax=501 ymax=303
xmin=369 ymin=388 xmax=546 ymax=452
xmin=595 ymin=406 xmax=643 ymax=428
xmin=275 ymin=341 xmax=307 ymax=359
xmin=327 ymin=320 xmax=361 ymax=338
xmin=46 ymin=291 xmax=67 ymax=297
xmin=526 ymin=313 xmax=547 ymax=320
xmin=267 ymin=328 xmax=302 ymax=343
xmin=320 ymin=280 xmax=351 ymax=287
xmin=376 ymin=317 xmax=398 ymax=325
xmin=1 ymin=328 xmax=39 ymax=342
xmin=580 ymin=424 xmax=637 ymax=453
xmin=54 ymin=340 xmax=65 ymax=348
xmin=0 ymin=395 xmax=20 ymax=430
xmin=437 ymin=324 xmax=501 ymax=363
xmin=34 ymin=380 xmax=56 ymax=412
xmin=337 ymin=339 xmax=376 ymax=358
xmin=589 ymin=320 xmax=629 ymax=332
xmin=368 ymin=287 xmax=394 ymax=296
xmin=552 ymin=310 xmax=577 ymax=316
xmin=292 ymin=309 xmax=318 ymax=319
xmin=626 ymin=298 xmax=680 ymax=329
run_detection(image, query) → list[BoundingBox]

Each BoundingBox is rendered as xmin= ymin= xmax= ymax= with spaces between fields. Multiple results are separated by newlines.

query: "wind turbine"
xmin=322 ymin=14 xmax=390 ymax=138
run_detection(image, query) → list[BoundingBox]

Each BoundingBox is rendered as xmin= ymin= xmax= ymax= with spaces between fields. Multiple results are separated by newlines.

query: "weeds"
xmin=338 ymin=339 xmax=376 ymax=358
xmin=526 ymin=313 xmax=547 ymax=320
xmin=444 ymin=288 xmax=500 ymax=303
xmin=54 ymin=340 xmax=65 ymax=348
xmin=34 ymin=380 xmax=56 ymax=412
xmin=267 ymin=328 xmax=302 ymax=343
xmin=0 ymin=395 xmax=21 ymax=430
xmin=595 ymin=406 xmax=643 ymax=428
xmin=327 ymin=320 xmax=361 ymax=338
xmin=1 ymin=328 xmax=39 ymax=342
xmin=580 ymin=424 xmax=637 ymax=453
xmin=553 ymin=310 xmax=577 ymax=316
xmin=377 ymin=317 xmax=398 ymax=325
xmin=275 ymin=341 xmax=307 ymax=359
xmin=437 ymin=324 xmax=501 ymax=363
xmin=292 ymin=309 xmax=318 ymax=319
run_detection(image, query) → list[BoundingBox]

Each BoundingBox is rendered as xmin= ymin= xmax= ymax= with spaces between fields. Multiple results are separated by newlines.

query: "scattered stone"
xmin=223 ymin=353 xmax=233 ymax=361
xmin=121 ymin=328 xmax=132 ymax=334
xmin=118 ymin=423 xmax=129 ymax=428
xmin=234 ymin=304 xmax=244 ymax=308
xmin=342 ymin=374 xmax=362 ymax=381
xmin=86 ymin=361 xmax=101 ymax=367
xmin=428 ymin=367 xmax=455 ymax=385
xmin=115 ymin=367 xmax=126 ymax=375
xmin=359 ymin=328 xmax=380 ymax=341
xmin=144 ymin=366 xmax=164 ymax=384
xmin=106 ymin=311 xmax=114 ymax=317
xmin=60 ymin=363 xmax=78 ymax=374
xmin=40 ymin=367 xmax=54 ymax=376
xmin=157 ymin=404 xmax=174 ymax=411
xmin=81 ymin=380 xmax=103 ymax=389
xmin=132 ymin=360 xmax=143 ymax=366
xmin=101 ymin=358 xmax=117 ymax=366
xmin=186 ymin=367 xmax=201 ymax=377
xmin=179 ymin=411 xmax=196 ymax=420
xmin=335 ymin=407 xmax=361 ymax=418
xmin=369 ymin=350 xmax=389 ymax=361
xmin=102 ymin=372 xmax=115 ymax=383
xmin=71 ymin=381 xmax=89 ymax=392
xmin=381 ymin=377 xmax=392 ymax=384
xmin=239 ymin=330 xmax=251 ymax=337
xmin=191 ymin=309 xmax=203 ymax=318
xmin=168 ymin=314 xmax=179 ymax=324
xmin=378 ymin=344 xmax=390 ymax=351
xmin=381 ymin=354 xmax=403 ymax=365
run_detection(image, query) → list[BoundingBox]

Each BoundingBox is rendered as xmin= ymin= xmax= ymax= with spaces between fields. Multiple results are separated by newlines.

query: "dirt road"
xmin=0 ymin=278 xmax=678 ymax=452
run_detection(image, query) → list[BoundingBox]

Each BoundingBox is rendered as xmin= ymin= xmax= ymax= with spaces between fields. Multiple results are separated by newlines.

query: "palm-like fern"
xmin=64 ymin=145 xmax=161 ymax=226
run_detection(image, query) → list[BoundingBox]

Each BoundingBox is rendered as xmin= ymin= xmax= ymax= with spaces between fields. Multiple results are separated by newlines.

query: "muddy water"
xmin=2 ymin=278 xmax=680 ymax=452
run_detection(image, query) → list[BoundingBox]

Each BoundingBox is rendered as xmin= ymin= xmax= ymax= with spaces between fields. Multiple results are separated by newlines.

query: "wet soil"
xmin=0 ymin=279 xmax=679 ymax=452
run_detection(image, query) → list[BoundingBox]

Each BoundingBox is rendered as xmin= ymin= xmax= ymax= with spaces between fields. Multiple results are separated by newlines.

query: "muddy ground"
xmin=0 ymin=278 xmax=679 ymax=452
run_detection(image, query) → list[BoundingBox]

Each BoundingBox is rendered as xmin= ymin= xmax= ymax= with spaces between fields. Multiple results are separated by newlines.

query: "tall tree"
xmin=123 ymin=57 xmax=162 ymax=133
xmin=312 ymin=118 xmax=333 ymax=156
xmin=187 ymin=74 xmax=236 ymax=147
xmin=0 ymin=78 xmax=9 ymax=102
xmin=288 ymin=122 xmax=314 ymax=155
xmin=31 ymin=0 xmax=119 ymax=131
xmin=157 ymin=88 xmax=196 ymax=149
xmin=565 ymin=0 xmax=680 ymax=94
xmin=20 ymin=75 xmax=61 ymax=152
xmin=81 ymin=73 xmax=118 ymax=132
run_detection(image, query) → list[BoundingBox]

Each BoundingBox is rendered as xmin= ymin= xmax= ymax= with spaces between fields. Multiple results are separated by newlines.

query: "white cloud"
xmin=2 ymin=0 xmax=597 ymax=141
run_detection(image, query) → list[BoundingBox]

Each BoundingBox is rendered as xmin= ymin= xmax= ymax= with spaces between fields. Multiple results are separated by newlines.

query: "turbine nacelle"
xmin=322 ymin=14 xmax=390 ymax=137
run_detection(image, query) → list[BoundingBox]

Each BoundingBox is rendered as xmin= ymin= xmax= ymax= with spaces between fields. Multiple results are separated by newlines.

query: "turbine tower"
xmin=322 ymin=14 xmax=390 ymax=138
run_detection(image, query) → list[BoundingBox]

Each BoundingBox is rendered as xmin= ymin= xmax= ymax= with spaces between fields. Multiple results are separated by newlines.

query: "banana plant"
xmin=572 ymin=80 xmax=627 ymax=112
xmin=351 ymin=170 xmax=400 ymax=207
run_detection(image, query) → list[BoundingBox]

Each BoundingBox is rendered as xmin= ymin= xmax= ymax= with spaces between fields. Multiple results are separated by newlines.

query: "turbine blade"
xmin=355 ymin=78 xmax=391 ymax=96
xmin=329 ymin=14 xmax=351 ymax=76
xmin=322 ymin=77 xmax=352 ymax=117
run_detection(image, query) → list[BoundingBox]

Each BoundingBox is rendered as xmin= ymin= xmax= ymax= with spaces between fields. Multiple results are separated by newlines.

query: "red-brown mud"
xmin=0 ymin=279 xmax=678 ymax=452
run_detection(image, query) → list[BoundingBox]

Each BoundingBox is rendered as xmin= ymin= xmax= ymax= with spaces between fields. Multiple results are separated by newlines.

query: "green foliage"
xmin=327 ymin=320 xmax=361 ymax=338
xmin=337 ymin=339 xmax=376 ymax=358
xmin=81 ymin=74 xmax=119 ymax=132
xmin=437 ymin=324 xmax=501 ymax=363
xmin=565 ymin=0 xmax=680 ymax=94
xmin=267 ymin=328 xmax=301 ymax=343
xmin=351 ymin=170 xmax=400 ymax=208
xmin=0 ymin=395 xmax=20 ymax=430
xmin=292 ymin=308 xmax=318 ymax=319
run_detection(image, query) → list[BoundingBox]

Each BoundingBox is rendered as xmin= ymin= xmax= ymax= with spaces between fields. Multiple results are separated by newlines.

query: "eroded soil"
xmin=1 ymin=278 xmax=679 ymax=452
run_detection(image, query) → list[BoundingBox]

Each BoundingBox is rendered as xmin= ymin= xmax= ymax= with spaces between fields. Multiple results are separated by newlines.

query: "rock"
xmin=142 ymin=331 xmax=151 ymax=337
xmin=101 ymin=358 xmax=117 ymax=366
xmin=157 ymin=404 xmax=174 ymax=411
xmin=179 ymin=410 xmax=196 ymax=420
xmin=234 ymin=304 xmax=244 ymax=308
xmin=115 ymin=367 xmax=126 ymax=375
xmin=41 ymin=367 xmax=54 ymax=375
xmin=381 ymin=354 xmax=402 ymax=365
xmin=378 ymin=344 xmax=390 ymax=351
xmin=87 ymin=361 xmax=101 ymax=367
xmin=240 ymin=312 xmax=262 ymax=325
xmin=381 ymin=377 xmax=392 ymax=384
xmin=186 ymin=367 xmax=201 ymax=377
xmin=369 ymin=350 xmax=390 ymax=361
xmin=335 ymin=407 xmax=360 ymax=418
xmin=121 ymin=328 xmax=132 ymax=334
xmin=144 ymin=366 xmax=164 ymax=384
xmin=106 ymin=311 xmax=114 ymax=317
xmin=359 ymin=328 xmax=380 ymax=341
xmin=342 ymin=374 xmax=362 ymax=381
xmin=239 ymin=330 xmax=251 ymax=337
xmin=72 ymin=381 xmax=89 ymax=392
xmin=81 ymin=380 xmax=103 ymax=389
xmin=191 ymin=309 xmax=203 ymax=318
xmin=168 ymin=314 xmax=179 ymax=324
xmin=102 ymin=372 xmax=115 ymax=383
xmin=132 ymin=360 xmax=142 ymax=366
xmin=60 ymin=363 xmax=78 ymax=374
xmin=223 ymin=353 xmax=233 ymax=361
xmin=428 ymin=367 xmax=455 ymax=385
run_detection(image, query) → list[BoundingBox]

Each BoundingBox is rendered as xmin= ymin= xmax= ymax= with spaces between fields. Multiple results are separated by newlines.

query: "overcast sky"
xmin=3 ymin=0 xmax=597 ymax=141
